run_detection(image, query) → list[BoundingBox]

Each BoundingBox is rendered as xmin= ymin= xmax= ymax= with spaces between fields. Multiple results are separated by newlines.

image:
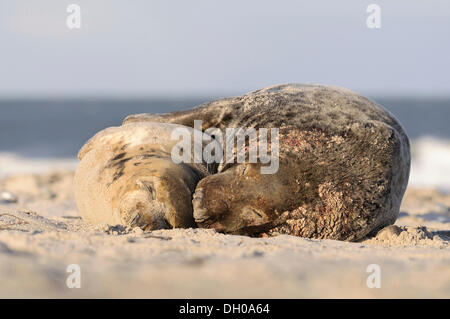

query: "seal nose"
xmin=118 ymin=186 xmax=171 ymax=231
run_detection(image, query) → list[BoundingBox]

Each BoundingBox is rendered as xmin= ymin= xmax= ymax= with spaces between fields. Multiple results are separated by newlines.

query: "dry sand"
xmin=0 ymin=170 xmax=449 ymax=298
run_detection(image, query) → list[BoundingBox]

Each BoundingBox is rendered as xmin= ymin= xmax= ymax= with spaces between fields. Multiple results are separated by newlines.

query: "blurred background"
xmin=0 ymin=0 xmax=449 ymax=189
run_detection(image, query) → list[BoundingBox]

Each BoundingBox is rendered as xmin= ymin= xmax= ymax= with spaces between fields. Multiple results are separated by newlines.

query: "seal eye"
xmin=241 ymin=206 xmax=267 ymax=225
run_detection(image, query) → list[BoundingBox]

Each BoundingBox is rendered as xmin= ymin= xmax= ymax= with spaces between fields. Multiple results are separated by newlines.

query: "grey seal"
xmin=74 ymin=122 xmax=220 ymax=230
xmin=123 ymin=84 xmax=410 ymax=241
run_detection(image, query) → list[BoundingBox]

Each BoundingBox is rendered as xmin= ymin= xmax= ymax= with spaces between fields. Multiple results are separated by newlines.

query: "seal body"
xmin=74 ymin=122 xmax=219 ymax=230
xmin=123 ymin=84 xmax=410 ymax=241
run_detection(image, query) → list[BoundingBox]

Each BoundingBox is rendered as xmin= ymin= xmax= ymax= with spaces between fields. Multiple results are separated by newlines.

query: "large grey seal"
xmin=120 ymin=84 xmax=410 ymax=241
xmin=74 ymin=122 xmax=220 ymax=230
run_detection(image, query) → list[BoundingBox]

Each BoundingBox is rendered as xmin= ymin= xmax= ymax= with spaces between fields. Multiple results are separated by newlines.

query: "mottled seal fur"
xmin=121 ymin=84 xmax=410 ymax=241
xmin=74 ymin=122 xmax=220 ymax=230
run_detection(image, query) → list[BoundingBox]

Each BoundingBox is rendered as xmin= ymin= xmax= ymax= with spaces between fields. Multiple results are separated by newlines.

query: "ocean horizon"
xmin=1 ymin=97 xmax=450 ymax=190
xmin=1 ymin=96 xmax=449 ymax=157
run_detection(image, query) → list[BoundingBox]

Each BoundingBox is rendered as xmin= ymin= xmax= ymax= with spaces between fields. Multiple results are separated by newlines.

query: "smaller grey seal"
xmin=74 ymin=122 xmax=220 ymax=230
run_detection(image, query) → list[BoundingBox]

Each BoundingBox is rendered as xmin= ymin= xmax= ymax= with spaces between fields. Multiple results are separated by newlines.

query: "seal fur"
xmin=123 ymin=84 xmax=411 ymax=241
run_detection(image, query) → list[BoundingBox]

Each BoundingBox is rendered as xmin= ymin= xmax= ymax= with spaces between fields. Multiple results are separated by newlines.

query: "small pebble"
xmin=0 ymin=191 xmax=18 ymax=204
xmin=132 ymin=227 xmax=144 ymax=235
xmin=376 ymin=225 xmax=403 ymax=240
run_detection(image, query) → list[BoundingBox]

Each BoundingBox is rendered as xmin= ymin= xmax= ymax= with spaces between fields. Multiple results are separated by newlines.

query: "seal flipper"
xmin=122 ymin=98 xmax=239 ymax=131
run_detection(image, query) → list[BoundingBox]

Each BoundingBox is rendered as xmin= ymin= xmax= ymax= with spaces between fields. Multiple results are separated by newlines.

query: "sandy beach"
xmin=0 ymin=166 xmax=448 ymax=298
xmin=1 ymin=0 xmax=449 ymax=302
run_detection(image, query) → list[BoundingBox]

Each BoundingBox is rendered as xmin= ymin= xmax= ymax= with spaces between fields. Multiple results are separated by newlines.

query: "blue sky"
xmin=1 ymin=0 xmax=449 ymax=97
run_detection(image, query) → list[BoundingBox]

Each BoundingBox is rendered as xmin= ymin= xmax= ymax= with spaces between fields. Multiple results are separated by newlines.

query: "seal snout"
xmin=118 ymin=180 xmax=171 ymax=231
xmin=192 ymin=186 xmax=227 ymax=226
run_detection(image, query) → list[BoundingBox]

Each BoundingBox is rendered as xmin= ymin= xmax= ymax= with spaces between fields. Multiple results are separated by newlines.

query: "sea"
xmin=1 ymin=97 xmax=449 ymax=190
